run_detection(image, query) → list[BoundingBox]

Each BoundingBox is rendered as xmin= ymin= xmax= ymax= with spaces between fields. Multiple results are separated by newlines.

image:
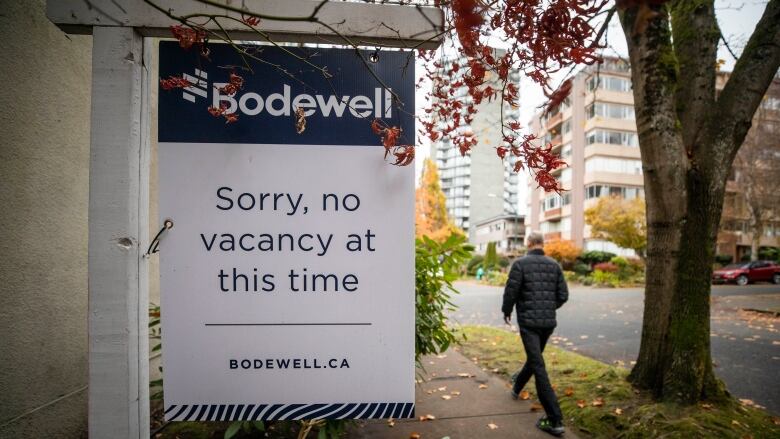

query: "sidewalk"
xmin=349 ymin=349 xmax=579 ymax=439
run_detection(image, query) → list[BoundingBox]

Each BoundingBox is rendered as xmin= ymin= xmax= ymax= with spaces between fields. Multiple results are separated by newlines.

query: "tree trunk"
xmin=620 ymin=0 xmax=780 ymax=403
xmin=751 ymin=233 xmax=760 ymax=262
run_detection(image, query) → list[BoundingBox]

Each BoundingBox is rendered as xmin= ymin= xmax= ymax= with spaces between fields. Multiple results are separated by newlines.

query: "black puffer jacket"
xmin=501 ymin=249 xmax=569 ymax=328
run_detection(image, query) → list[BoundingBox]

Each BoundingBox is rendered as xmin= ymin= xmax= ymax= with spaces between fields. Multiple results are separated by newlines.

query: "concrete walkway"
xmin=349 ymin=349 xmax=579 ymax=439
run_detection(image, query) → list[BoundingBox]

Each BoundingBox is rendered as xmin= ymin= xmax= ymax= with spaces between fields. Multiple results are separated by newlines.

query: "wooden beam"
xmin=47 ymin=0 xmax=444 ymax=49
xmin=88 ymin=26 xmax=150 ymax=438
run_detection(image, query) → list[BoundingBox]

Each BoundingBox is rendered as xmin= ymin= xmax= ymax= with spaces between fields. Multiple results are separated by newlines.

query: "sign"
xmin=158 ymin=42 xmax=415 ymax=422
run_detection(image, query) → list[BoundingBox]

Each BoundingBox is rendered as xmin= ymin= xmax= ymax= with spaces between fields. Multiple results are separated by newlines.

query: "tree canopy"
xmin=585 ymin=196 xmax=647 ymax=259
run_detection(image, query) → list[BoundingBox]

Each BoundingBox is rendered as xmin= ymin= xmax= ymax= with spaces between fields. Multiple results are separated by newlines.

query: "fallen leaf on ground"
xmin=576 ymin=400 xmax=587 ymax=408
xmin=387 ymin=419 xmax=395 ymax=427
xmin=410 ymin=433 xmax=420 ymax=439
xmin=520 ymin=391 xmax=531 ymax=400
xmin=492 ymin=368 xmax=499 ymax=372
xmin=579 ymin=373 xmax=588 ymax=378
xmin=592 ymin=398 xmax=605 ymax=407
xmin=479 ymin=384 xmax=488 ymax=389
xmin=739 ymin=399 xmax=755 ymax=406
xmin=420 ymin=414 xmax=435 ymax=421
xmin=530 ymin=403 xmax=543 ymax=411
xmin=451 ymin=391 xmax=461 ymax=396
xmin=436 ymin=354 xmax=447 ymax=359
xmin=457 ymin=373 xmax=473 ymax=377
xmin=438 ymin=386 xmax=447 ymax=391
xmin=487 ymin=423 xmax=499 ymax=430
xmin=732 ymin=420 xmax=742 ymax=427
xmin=701 ymin=403 xmax=713 ymax=410
xmin=441 ymin=395 xmax=451 ymax=400
xmin=564 ymin=387 xmax=574 ymax=396
xmin=770 ymin=416 xmax=780 ymax=425
xmin=426 ymin=390 xmax=434 ymax=394
xmin=614 ymin=408 xmax=623 ymax=415
xmin=580 ymin=335 xmax=589 ymax=339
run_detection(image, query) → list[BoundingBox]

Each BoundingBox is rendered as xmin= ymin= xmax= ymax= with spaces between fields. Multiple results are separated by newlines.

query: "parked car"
xmin=712 ymin=261 xmax=780 ymax=286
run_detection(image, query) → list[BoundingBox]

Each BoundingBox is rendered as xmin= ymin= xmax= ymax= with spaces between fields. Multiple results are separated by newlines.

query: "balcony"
xmin=544 ymin=207 xmax=562 ymax=220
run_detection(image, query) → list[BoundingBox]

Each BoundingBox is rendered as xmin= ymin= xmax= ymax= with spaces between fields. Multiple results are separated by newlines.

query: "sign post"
xmin=158 ymin=42 xmax=416 ymax=421
xmin=47 ymin=1 xmax=442 ymax=437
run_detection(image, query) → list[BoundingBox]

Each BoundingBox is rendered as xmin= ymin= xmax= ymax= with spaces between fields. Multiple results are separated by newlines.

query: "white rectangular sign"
xmin=158 ymin=43 xmax=415 ymax=421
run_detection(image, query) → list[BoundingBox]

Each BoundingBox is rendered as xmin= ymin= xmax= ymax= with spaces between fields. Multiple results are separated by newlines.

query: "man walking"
xmin=502 ymin=233 xmax=569 ymax=436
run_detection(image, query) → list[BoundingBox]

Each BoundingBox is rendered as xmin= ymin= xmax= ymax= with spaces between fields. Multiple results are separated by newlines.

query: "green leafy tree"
xmin=483 ymin=242 xmax=498 ymax=270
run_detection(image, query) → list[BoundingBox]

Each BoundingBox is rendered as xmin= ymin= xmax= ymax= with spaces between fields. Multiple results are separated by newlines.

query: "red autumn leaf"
xmin=159 ymin=75 xmax=193 ymax=90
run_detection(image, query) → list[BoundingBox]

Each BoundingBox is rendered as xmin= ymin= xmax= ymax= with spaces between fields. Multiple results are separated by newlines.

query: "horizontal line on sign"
xmin=204 ymin=323 xmax=372 ymax=326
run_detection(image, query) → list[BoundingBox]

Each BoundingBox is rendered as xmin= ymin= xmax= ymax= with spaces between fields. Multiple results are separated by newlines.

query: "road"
xmin=448 ymin=281 xmax=780 ymax=414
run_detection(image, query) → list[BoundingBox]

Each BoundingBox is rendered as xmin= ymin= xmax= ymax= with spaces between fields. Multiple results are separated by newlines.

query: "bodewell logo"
xmin=178 ymin=68 xmax=394 ymax=119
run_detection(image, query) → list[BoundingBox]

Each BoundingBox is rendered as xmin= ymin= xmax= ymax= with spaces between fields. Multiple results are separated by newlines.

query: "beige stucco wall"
xmin=0 ymin=1 xmax=92 ymax=437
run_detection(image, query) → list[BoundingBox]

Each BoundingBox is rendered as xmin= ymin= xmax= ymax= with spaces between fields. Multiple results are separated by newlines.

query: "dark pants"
xmin=512 ymin=326 xmax=562 ymax=423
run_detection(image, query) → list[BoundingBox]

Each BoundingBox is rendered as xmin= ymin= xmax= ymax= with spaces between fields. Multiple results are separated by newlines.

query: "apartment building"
xmin=429 ymin=50 xmax=521 ymax=243
xmin=472 ymin=214 xmax=526 ymax=255
xmin=527 ymin=57 xmax=641 ymax=256
xmin=527 ymin=57 xmax=779 ymax=260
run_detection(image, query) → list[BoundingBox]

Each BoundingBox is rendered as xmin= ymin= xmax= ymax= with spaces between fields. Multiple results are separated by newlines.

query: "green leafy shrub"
xmin=759 ymin=247 xmax=779 ymax=261
xmin=592 ymin=270 xmax=621 ymax=287
xmin=466 ymin=254 xmax=484 ymax=275
xmin=498 ymin=255 xmax=512 ymax=269
xmin=484 ymin=270 xmax=508 ymax=286
xmin=714 ymin=254 xmax=733 ymax=265
xmin=483 ymin=242 xmax=498 ymax=270
xmin=416 ymin=233 xmax=473 ymax=360
xmin=610 ymin=256 xmax=628 ymax=269
xmin=579 ymin=250 xmax=616 ymax=265
xmin=563 ymin=270 xmax=578 ymax=282
xmin=573 ymin=262 xmax=592 ymax=276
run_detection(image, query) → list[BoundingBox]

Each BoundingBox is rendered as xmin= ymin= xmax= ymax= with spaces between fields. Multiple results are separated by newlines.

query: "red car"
xmin=712 ymin=261 xmax=780 ymax=286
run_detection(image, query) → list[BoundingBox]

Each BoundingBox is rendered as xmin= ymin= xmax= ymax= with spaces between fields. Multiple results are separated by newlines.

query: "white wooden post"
xmin=88 ymin=26 xmax=149 ymax=439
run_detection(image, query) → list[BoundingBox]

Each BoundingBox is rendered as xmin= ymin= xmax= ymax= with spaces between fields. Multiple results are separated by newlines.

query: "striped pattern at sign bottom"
xmin=164 ymin=402 xmax=415 ymax=421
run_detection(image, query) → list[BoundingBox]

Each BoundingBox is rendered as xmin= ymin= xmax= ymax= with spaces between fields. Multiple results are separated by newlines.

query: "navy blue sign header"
xmin=158 ymin=42 xmax=415 ymax=146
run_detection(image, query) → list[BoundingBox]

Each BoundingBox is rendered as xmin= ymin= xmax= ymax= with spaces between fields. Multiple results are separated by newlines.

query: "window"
xmin=561 ymin=119 xmax=571 ymax=135
xmin=587 ymin=75 xmax=632 ymax=92
xmin=561 ymin=144 xmax=572 ymax=158
xmin=585 ymin=157 xmax=643 ymax=174
xmin=762 ymin=97 xmax=780 ymax=111
xmin=561 ymin=168 xmax=572 ymax=182
xmin=586 ymin=102 xmax=635 ymax=120
xmin=585 ymin=185 xmax=644 ymax=199
xmin=586 ymin=129 xmax=638 ymax=147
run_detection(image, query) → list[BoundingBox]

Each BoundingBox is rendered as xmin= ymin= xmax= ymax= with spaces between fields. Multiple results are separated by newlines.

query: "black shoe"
xmin=536 ymin=417 xmax=565 ymax=436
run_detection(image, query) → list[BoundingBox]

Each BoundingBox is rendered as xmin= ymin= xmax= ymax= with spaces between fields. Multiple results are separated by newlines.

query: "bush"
xmin=498 ymin=255 xmax=512 ymax=269
xmin=416 ymin=233 xmax=473 ymax=360
xmin=573 ymin=262 xmax=592 ymax=276
xmin=484 ymin=242 xmax=498 ymax=270
xmin=563 ymin=270 xmax=578 ymax=282
xmin=759 ymin=247 xmax=779 ymax=261
xmin=466 ymin=255 xmax=484 ymax=275
xmin=593 ymin=262 xmax=619 ymax=273
xmin=592 ymin=270 xmax=621 ymax=287
xmin=610 ymin=256 xmax=628 ymax=269
xmin=544 ymin=240 xmax=582 ymax=270
xmin=485 ymin=270 xmax=508 ymax=286
xmin=579 ymin=250 xmax=616 ymax=265
xmin=714 ymin=254 xmax=733 ymax=265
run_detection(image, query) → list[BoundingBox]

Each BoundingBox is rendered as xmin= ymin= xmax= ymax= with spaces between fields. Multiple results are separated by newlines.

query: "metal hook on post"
xmin=144 ymin=219 xmax=174 ymax=257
